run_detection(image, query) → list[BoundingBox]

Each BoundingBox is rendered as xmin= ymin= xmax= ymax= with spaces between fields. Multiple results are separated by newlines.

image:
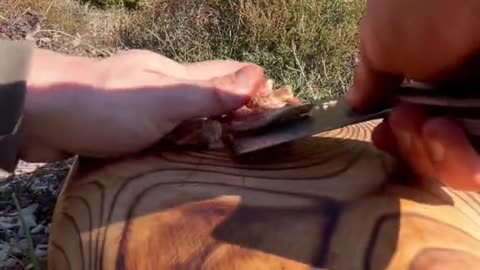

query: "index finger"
xmin=185 ymin=61 xmax=255 ymax=81
xmin=346 ymin=42 xmax=403 ymax=112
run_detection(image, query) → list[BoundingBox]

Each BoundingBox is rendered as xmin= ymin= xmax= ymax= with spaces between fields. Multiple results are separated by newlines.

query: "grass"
xmin=1 ymin=0 xmax=365 ymax=102
xmin=12 ymin=193 xmax=41 ymax=270
xmin=119 ymin=0 xmax=365 ymax=101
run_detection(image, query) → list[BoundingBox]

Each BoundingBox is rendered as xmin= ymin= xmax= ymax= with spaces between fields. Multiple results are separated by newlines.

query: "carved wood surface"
xmin=47 ymin=120 xmax=480 ymax=270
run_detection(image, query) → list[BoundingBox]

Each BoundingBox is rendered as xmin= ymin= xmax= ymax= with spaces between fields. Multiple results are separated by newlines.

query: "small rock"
xmin=34 ymin=244 xmax=48 ymax=258
xmin=9 ymin=246 xmax=21 ymax=256
xmin=39 ymin=37 xmax=51 ymax=43
xmin=0 ymin=247 xmax=8 ymax=261
xmin=0 ymin=216 xmax=16 ymax=223
xmin=25 ymin=33 xmax=35 ymax=42
xmin=0 ymin=170 xmax=12 ymax=180
xmin=24 ymin=216 xmax=37 ymax=229
xmin=1 ymin=258 xmax=17 ymax=268
xmin=72 ymin=36 xmax=82 ymax=48
xmin=17 ymin=239 xmax=29 ymax=251
xmin=12 ymin=203 xmax=39 ymax=235
xmin=22 ymin=203 xmax=39 ymax=215
xmin=32 ymin=234 xmax=48 ymax=245
xmin=8 ymin=238 xmax=22 ymax=256
xmin=0 ymin=220 xmax=18 ymax=230
xmin=15 ymin=161 xmax=45 ymax=174
xmin=28 ymin=181 xmax=48 ymax=193
xmin=30 ymin=224 xmax=44 ymax=234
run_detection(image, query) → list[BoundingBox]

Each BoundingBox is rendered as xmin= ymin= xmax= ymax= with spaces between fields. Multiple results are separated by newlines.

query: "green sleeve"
xmin=0 ymin=39 xmax=34 ymax=173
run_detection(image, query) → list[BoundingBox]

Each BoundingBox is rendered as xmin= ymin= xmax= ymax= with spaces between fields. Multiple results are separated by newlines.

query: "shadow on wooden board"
xmin=47 ymin=120 xmax=480 ymax=270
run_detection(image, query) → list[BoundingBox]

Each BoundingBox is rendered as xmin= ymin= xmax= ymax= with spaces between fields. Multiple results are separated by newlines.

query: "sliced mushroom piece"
xmin=163 ymin=118 xmax=224 ymax=150
xmin=227 ymin=103 xmax=314 ymax=134
xmin=162 ymin=82 xmax=307 ymax=151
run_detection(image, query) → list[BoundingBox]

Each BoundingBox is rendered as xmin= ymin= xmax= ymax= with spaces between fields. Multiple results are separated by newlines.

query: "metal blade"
xmin=229 ymin=97 xmax=391 ymax=155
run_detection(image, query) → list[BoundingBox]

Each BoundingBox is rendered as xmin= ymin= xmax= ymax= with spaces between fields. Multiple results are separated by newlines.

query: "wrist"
xmin=21 ymin=49 xmax=102 ymax=155
xmin=24 ymin=48 xmax=101 ymax=123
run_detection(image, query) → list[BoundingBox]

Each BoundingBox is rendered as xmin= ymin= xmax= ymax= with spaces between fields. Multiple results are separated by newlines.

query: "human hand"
xmin=22 ymin=49 xmax=266 ymax=162
xmin=347 ymin=0 xmax=480 ymax=190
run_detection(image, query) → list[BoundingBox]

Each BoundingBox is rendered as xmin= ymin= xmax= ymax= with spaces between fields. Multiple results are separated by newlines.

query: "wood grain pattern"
xmin=47 ymin=119 xmax=480 ymax=270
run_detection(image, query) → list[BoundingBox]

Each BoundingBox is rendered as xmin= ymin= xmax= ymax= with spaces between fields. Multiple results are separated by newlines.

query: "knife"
xmin=226 ymin=82 xmax=480 ymax=155
xmin=226 ymin=97 xmax=390 ymax=155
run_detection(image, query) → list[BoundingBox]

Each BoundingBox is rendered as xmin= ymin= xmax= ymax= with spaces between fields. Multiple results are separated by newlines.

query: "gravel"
xmin=0 ymin=160 xmax=72 ymax=269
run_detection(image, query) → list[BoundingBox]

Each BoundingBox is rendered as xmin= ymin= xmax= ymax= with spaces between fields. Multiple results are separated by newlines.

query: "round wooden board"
xmin=47 ymin=120 xmax=480 ymax=270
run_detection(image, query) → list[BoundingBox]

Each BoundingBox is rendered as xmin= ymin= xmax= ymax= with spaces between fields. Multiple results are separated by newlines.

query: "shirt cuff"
xmin=0 ymin=39 xmax=34 ymax=173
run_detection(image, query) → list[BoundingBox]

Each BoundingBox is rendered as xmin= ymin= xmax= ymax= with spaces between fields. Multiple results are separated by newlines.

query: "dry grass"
xmin=118 ymin=0 xmax=365 ymax=101
xmin=1 ymin=0 xmax=364 ymax=102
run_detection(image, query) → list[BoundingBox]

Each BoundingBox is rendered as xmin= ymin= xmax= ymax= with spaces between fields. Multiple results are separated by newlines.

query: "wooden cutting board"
xmin=47 ymin=119 xmax=480 ymax=270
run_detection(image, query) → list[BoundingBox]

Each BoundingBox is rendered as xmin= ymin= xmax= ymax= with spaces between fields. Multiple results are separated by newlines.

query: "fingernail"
xmin=422 ymin=118 xmax=453 ymax=164
xmin=425 ymin=138 xmax=445 ymax=163
xmin=233 ymin=65 xmax=264 ymax=96
xmin=395 ymin=129 xmax=412 ymax=151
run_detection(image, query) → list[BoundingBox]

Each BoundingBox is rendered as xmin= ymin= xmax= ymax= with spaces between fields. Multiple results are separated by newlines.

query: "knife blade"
xmin=227 ymin=97 xmax=392 ymax=155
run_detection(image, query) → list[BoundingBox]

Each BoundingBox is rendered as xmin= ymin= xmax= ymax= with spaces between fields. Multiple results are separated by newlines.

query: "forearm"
xmin=24 ymin=48 xmax=100 ymax=125
xmin=26 ymin=48 xmax=98 ymax=92
xmin=0 ymin=42 xmax=99 ymax=170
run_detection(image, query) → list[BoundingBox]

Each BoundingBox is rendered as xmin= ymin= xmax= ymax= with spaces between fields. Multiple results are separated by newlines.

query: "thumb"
xmin=169 ymin=64 xmax=266 ymax=121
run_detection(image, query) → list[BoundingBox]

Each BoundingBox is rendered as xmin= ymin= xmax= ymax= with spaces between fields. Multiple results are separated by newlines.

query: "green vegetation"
xmin=1 ymin=0 xmax=365 ymax=101
xmin=120 ymin=0 xmax=365 ymax=101
xmin=12 ymin=193 xmax=41 ymax=270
